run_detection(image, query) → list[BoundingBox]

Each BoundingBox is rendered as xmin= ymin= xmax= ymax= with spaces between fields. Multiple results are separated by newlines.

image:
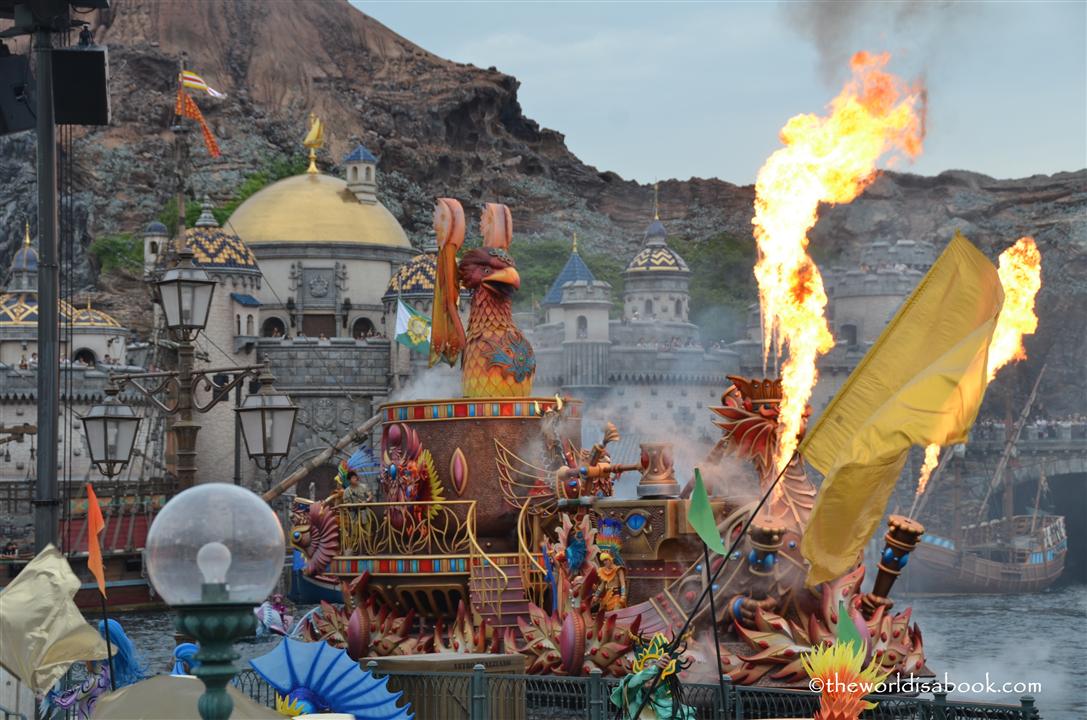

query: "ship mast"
xmin=976 ymin=363 xmax=1047 ymax=526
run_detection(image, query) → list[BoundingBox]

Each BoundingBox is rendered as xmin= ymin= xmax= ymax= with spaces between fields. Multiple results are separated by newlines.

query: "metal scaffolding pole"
xmin=33 ymin=26 xmax=59 ymax=552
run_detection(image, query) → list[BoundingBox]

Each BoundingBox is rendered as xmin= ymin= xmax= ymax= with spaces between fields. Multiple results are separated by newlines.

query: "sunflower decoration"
xmin=803 ymin=601 xmax=890 ymax=720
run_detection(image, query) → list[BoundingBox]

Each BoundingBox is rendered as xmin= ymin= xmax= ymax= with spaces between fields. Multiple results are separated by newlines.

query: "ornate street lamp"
xmin=236 ymin=365 xmax=297 ymax=486
xmin=144 ymin=483 xmax=285 ymax=720
xmin=81 ymin=386 xmax=141 ymax=479
xmin=155 ymin=247 xmax=216 ymax=342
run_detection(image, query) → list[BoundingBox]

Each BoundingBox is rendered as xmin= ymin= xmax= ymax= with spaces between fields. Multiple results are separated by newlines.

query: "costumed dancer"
xmin=171 ymin=642 xmax=200 ymax=675
xmin=593 ymin=518 xmax=628 ymax=613
xmin=48 ymin=619 xmax=147 ymax=719
xmin=610 ymin=634 xmax=695 ymax=720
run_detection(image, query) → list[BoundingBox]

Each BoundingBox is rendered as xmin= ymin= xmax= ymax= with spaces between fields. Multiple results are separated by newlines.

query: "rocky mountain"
xmin=0 ymin=0 xmax=1083 ymax=405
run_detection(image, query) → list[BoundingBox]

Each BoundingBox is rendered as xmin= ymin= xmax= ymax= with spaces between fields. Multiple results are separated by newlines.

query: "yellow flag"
xmin=0 ymin=545 xmax=107 ymax=692
xmin=800 ymin=233 xmax=1003 ymax=586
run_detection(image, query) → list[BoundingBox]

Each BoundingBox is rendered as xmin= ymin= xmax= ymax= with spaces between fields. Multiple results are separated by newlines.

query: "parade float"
xmin=285 ymin=199 xmax=932 ymax=686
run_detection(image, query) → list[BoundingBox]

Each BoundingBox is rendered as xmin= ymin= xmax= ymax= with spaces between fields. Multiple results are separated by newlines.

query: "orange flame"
xmin=753 ymin=51 xmax=926 ymax=470
xmin=915 ymin=443 xmax=941 ymax=497
xmin=987 ymin=237 xmax=1042 ymax=380
xmin=913 ymin=237 xmax=1041 ymax=499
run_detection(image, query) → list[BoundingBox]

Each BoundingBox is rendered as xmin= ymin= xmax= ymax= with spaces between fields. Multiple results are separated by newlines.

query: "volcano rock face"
xmin=0 ymin=0 xmax=1083 ymax=405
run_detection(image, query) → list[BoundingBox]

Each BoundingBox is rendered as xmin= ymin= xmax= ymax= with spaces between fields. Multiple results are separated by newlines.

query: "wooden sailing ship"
xmin=905 ymin=367 xmax=1067 ymax=594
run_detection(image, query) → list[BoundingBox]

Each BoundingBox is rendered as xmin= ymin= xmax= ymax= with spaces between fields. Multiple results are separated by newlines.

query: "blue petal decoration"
xmin=250 ymin=638 xmax=413 ymax=719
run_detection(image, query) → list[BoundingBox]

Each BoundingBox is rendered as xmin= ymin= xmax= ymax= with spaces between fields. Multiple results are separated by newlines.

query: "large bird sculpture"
xmin=430 ymin=199 xmax=536 ymax=397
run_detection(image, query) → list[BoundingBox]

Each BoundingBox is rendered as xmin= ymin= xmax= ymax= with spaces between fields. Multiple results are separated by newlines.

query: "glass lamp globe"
xmin=144 ymin=483 xmax=284 ymax=605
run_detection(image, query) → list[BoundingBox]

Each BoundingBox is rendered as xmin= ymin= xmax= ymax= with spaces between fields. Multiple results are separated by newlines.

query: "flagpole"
xmin=623 ymin=451 xmax=798 ymax=720
xmin=702 ymin=540 xmax=727 ymax=710
xmin=99 ymin=594 xmax=116 ymax=691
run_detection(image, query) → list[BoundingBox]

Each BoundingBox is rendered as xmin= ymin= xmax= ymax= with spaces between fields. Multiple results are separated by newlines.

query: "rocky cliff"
xmin=0 ymin=0 xmax=1083 ymax=404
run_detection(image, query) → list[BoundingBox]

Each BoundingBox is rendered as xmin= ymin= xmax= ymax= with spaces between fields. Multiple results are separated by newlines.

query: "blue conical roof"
xmin=544 ymin=248 xmax=596 ymax=305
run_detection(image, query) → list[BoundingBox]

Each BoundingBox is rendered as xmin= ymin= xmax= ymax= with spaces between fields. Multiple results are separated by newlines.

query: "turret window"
xmin=576 ymin=315 xmax=587 ymax=339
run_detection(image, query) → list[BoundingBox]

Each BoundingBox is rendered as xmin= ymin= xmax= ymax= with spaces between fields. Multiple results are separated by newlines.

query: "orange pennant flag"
xmin=86 ymin=483 xmax=106 ymax=597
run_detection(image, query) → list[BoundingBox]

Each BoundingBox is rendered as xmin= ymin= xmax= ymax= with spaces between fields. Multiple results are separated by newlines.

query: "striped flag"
xmin=176 ymin=86 xmax=222 ymax=158
xmin=85 ymin=483 xmax=106 ymax=597
xmin=180 ymin=70 xmax=225 ymax=98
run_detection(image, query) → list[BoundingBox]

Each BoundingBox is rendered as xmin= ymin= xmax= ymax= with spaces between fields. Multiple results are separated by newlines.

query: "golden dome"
xmin=0 ymin=293 xmax=122 ymax=328
xmin=227 ymin=173 xmax=410 ymax=248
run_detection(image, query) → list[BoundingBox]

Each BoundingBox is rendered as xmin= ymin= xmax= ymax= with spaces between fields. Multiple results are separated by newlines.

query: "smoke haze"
xmin=783 ymin=0 xmax=971 ymax=85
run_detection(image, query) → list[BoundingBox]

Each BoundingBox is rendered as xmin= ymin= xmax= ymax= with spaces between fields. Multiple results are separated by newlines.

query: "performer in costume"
xmin=593 ymin=517 xmax=628 ymax=612
xmin=48 ymin=619 xmax=147 ymax=719
xmin=171 ymin=642 xmax=199 ymax=675
xmin=593 ymin=551 xmax=628 ymax=612
xmin=611 ymin=634 xmax=695 ymax=720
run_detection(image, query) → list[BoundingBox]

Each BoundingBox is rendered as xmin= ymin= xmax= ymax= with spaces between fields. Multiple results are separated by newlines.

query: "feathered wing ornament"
xmin=429 ymin=198 xmax=466 ymax=367
xmin=494 ymin=438 xmax=558 ymax=516
xmin=250 ymin=638 xmax=413 ymax=719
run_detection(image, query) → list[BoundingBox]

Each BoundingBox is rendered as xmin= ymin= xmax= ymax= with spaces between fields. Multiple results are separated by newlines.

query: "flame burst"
xmin=753 ymin=51 xmax=925 ymax=470
xmin=914 ymin=443 xmax=941 ymax=497
xmin=913 ymin=237 xmax=1042 ymax=497
xmin=987 ymin=237 xmax=1042 ymax=380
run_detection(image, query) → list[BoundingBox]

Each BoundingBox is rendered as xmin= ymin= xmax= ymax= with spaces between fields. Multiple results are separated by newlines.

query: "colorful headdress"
xmin=631 ymin=633 xmax=677 ymax=680
xmin=596 ymin=517 xmax=624 ymax=567
xmin=337 ymin=445 xmax=380 ymax=488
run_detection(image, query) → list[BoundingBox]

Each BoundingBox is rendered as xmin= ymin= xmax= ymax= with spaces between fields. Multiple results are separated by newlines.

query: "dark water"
xmin=117 ymin=586 xmax=1086 ymax=719
xmin=902 ymin=584 xmax=1086 ymax=719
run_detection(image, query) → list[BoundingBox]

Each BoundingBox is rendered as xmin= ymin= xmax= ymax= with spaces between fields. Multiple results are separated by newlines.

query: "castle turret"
xmin=559 ymin=278 xmax=612 ymax=393
xmin=543 ymin=234 xmax=596 ymax=325
xmin=622 ymin=213 xmax=690 ymax=324
xmin=344 ymin=144 xmax=378 ymax=204
xmin=143 ymin=220 xmax=168 ymax=277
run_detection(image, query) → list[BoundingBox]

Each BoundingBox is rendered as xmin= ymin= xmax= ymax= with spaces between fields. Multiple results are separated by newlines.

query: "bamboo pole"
xmin=262 ymin=411 xmax=383 ymax=502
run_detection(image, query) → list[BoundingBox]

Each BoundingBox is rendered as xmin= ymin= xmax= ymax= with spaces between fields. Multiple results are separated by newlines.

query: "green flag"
xmin=687 ymin=468 xmax=727 ymax=555
xmin=395 ymin=298 xmax=431 ymax=354
xmin=835 ymin=600 xmax=865 ymax=652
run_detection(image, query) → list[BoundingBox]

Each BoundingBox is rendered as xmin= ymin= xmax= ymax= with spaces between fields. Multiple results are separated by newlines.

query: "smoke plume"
xmin=783 ymin=0 xmax=970 ymax=85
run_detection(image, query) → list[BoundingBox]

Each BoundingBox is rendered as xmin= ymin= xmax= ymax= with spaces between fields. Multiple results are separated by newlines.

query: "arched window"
xmin=236 ymin=314 xmax=241 ymax=335
xmin=350 ymin=166 xmax=358 ymax=182
xmin=576 ymin=315 xmax=588 ymax=339
xmin=149 ymin=241 xmax=158 ymax=256
xmin=674 ymin=299 xmax=682 ymax=317
xmin=262 ymin=317 xmax=287 ymax=338
xmin=840 ymin=324 xmax=858 ymax=347
xmin=352 ymin=317 xmax=376 ymax=339
xmin=365 ymin=166 xmax=373 ymax=182
xmin=246 ymin=315 xmax=254 ymax=335
xmin=644 ymin=299 xmax=653 ymax=317
xmin=73 ymin=348 xmax=96 ymax=366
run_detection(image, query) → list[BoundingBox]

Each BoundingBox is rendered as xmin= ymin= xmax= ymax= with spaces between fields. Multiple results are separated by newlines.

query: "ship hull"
xmin=902 ymin=515 xmax=1068 ymax=594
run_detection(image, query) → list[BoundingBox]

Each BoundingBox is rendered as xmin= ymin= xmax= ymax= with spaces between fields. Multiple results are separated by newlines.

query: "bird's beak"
xmin=484 ymin=265 xmax=521 ymax=290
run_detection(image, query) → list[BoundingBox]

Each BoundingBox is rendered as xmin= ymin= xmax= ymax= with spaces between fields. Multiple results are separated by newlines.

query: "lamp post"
xmin=80 ymin=385 xmax=142 ymax=480
xmin=144 ymin=483 xmax=285 ymax=720
xmin=236 ymin=365 xmax=298 ymax=490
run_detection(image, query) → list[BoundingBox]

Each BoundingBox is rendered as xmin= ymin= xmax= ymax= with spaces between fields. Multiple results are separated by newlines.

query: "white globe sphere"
xmin=145 ymin=483 xmax=285 ymax=605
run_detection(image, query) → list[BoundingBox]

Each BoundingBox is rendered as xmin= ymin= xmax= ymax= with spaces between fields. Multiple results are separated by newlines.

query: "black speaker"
xmin=0 ymin=53 xmax=35 ymax=136
xmin=52 ymin=45 xmax=109 ymax=125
